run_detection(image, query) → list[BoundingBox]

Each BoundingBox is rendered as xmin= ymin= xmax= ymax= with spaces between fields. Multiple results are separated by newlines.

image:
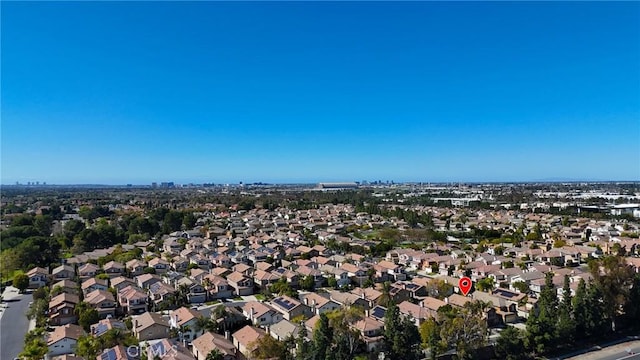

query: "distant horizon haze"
xmin=2 ymin=2 xmax=639 ymax=184
xmin=3 ymin=177 xmax=638 ymax=187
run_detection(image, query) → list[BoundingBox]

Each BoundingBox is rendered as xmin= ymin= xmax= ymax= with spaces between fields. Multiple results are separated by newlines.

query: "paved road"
xmin=596 ymin=345 xmax=640 ymax=360
xmin=0 ymin=289 xmax=33 ymax=360
xmin=563 ymin=340 xmax=640 ymax=360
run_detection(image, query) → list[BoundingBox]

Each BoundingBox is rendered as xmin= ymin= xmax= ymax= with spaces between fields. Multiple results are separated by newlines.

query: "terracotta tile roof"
xmin=133 ymin=312 xmax=169 ymax=331
xmin=232 ymin=325 xmax=267 ymax=348
xmin=192 ymin=331 xmax=236 ymax=357
xmin=85 ymin=289 xmax=115 ymax=305
xmin=47 ymin=324 xmax=85 ymax=345
xmin=49 ymin=293 xmax=80 ymax=309
xmin=170 ymin=307 xmax=202 ymax=327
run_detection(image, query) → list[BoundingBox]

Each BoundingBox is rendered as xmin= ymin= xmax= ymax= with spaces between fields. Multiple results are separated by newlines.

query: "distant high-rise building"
xmin=151 ymin=182 xmax=158 ymax=188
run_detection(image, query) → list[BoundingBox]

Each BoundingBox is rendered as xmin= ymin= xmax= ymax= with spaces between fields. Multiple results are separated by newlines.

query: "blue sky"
xmin=2 ymin=2 xmax=639 ymax=184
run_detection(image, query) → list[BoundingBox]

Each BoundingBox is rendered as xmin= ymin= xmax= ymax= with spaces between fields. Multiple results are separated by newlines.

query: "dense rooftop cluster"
xmin=1 ymin=183 xmax=639 ymax=360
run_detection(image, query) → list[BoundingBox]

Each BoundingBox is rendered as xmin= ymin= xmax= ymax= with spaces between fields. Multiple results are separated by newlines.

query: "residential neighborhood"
xmin=1 ymin=183 xmax=639 ymax=360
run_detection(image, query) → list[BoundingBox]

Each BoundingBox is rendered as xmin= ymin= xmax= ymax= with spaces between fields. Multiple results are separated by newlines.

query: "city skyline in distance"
xmin=2 ymin=2 xmax=639 ymax=185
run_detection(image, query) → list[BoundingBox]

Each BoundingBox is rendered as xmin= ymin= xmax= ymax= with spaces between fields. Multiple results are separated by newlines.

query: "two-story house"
xmin=148 ymin=258 xmax=170 ymax=274
xmin=301 ymin=292 xmax=340 ymax=316
xmin=84 ymin=289 xmax=117 ymax=318
xmin=132 ymin=312 xmax=170 ymax=341
xmin=103 ymin=261 xmax=125 ymax=277
xmin=270 ymin=295 xmax=311 ymax=321
xmin=47 ymin=324 xmax=85 ymax=356
xmin=202 ymin=274 xmax=233 ymax=300
xmin=49 ymin=293 xmax=80 ymax=326
xmin=351 ymin=316 xmax=384 ymax=352
xmin=175 ymin=277 xmax=207 ymax=304
xmin=227 ymin=272 xmax=254 ymax=296
xmin=118 ymin=285 xmax=148 ymax=315
xmin=170 ymin=306 xmax=205 ymax=342
xmin=26 ymin=267 xmax=49 ymax=288
xmin=192 ymin=331 xmax=238 ymax=360
xmin=126 ymin=259 xmax=147 ymax=277
xmin=81 ymin=277 xmax=109 ymax=295
xmin=242 ymin=301 xmax=283 ymax=327
xmin=52 ymin=264 xmax=75 ymax=280
xmin=78 ymin=263 xmax=100 ymax=279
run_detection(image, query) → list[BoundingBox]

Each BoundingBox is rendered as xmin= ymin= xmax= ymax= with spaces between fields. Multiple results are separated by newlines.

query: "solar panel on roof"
xmin=371 ymin=306 xmax=386 ymax=319
xmin=496 ymin=290 xmax=516 ymax=298
xmin=274 ymin=297 xmax=296 ymax=310
xmin=94 ymin=323 xmax=109 ymax=336
xmin=101 ymin=349 xmax=117 ymax=360
xmin=151 ymin=341 xmax=165 ymax=355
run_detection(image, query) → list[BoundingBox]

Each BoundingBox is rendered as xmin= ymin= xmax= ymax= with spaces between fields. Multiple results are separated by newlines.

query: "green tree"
xmin=512 ymin=281 xmax=530 ymax=294
xmin=378 ymin=281 xmax=392 ymax=307
xmin=301 ymin=275 xmax=315 ymax=291
xmin=327 ymin=276 xmax=338 ymax=289
xmin=295 ymin=323 xmax=311 ymax=360
xmin=494 ymin=326 xmax=528 ymax=360
xmin=590 ymin=256 xmax=635 ymax=332
xmin=312 ymin=313 xmax=332 ymax=360
xmin=249 ymin=334 xmax=287 ymax=359
xmin=194 ymin=317 xmax=218 ymax=334
xmin=476 ymin=277 xmax=495 ymax=292
xmin=438 ymin=301 xmax=488 ymax=359
xmin=163 ymin=211 xmax=184 ymax=233
xmin=13 ymin=273 xmax=29 ymax=293
xmin=419 ymin=317 xmax=441 ymax=360
xmin=206 ymin=349 xmax=224 ymax=360
xmin=19 ymin=338 xmax=48 ymax=360
xmin=326 ymin=307 xmax=365 ymax=360
xmin=76 ymin=335 xmax=100 ymax=360
xmin=572 ymin=278 xmax=588 ymax=339
xmin=383 ymin=302 xmax=421 ymax=360
xmin=27 ymin=298 xmax=49 ymax=327
xmin=76 ymin=302 xmax=100 ymax=332
xmin=182 ymin=213 xmax=197 ymax=230
xmin=526 ymin=272 xmax=558 ymax=354
xmin=556 ymin=275 xmax=576 ymax=346
xmin=623 ymin=273 xmax=640 ymax=329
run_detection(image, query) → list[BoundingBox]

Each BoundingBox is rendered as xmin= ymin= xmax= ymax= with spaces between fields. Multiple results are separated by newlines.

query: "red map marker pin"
xmin=459 ymin=276 xmax=472 ymax=296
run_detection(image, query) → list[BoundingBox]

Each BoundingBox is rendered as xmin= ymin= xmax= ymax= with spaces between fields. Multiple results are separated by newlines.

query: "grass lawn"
xmin=254 ymin=294 xmax=267 ymax=301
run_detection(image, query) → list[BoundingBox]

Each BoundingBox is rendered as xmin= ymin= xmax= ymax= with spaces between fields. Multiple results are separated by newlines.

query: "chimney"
xmin=365 ymin=309 xmax=370 ymax=317
xmin=419 ymin=301 xmax=424 ymax=308
xmin=225 ymin=330 xmax=231 ymax=340
xmin=135 ymin=320 xmax=139 ymax=328
xmin=444 ymin=297 xmax=449 ymax=304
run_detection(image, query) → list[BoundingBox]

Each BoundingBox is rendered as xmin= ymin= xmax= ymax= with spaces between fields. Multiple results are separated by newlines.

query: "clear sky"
xmin=2 ymin=1 xmax=639 ymax=185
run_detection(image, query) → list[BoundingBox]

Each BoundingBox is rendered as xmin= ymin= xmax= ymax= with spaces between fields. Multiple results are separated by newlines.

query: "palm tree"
xmin=104 ymin=328 xmax=126 ymax=348
xmin=378 ymin=281 xmax=392 ymax=307
xmin=212 ymin=305 xmax=230 ymax=333
xmin=194 ymin=316 xmax=218 ymax=334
